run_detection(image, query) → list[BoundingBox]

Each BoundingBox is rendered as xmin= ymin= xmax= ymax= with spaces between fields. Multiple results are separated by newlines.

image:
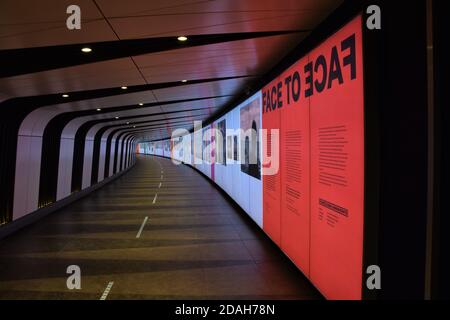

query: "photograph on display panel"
xmin=227 ymin=136 xmax=233 ymax=160
xmin=240 ymin=98 xmax=261 ymax=180
xmin=202 ymin=126 xmax=211 ymax=163
xmin=233 ymin=136 xmax=238 ymax=161
xmin=164 ymin=140 xmax=170 ymax=153
xmin=216 ymin=119 xmax=226 ymax=166
xmin=173 ymin=136 xmax=183 ymax=160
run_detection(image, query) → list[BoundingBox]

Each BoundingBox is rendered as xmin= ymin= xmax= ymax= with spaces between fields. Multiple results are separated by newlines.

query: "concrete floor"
xmin=0 ymin=155 xmax=321 ymax=300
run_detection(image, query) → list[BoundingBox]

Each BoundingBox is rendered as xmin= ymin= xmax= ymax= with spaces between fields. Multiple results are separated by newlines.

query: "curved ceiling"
xmin=0 ymin=0 xmax=343 ymax=141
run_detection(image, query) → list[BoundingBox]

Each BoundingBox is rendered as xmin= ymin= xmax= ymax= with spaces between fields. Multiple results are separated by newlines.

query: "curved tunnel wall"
xmin=2 ymin=103 xmax=138 ymax=223
xmin=12 ymin=122 xmax=137 ymax=221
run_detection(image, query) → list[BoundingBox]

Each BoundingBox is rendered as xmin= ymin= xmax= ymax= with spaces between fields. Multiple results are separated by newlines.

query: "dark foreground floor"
xmin=0 ymin=155 xmax=321 ymax=300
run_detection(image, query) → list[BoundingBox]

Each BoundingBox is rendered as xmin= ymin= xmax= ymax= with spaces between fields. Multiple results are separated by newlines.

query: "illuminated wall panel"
xmin=309 ymin=15 xmax=364 ymax=300
xmin=262 ymin=54 xmax=312 ymax=275
xmin=261 ymin=78 xmax=282 ymax=246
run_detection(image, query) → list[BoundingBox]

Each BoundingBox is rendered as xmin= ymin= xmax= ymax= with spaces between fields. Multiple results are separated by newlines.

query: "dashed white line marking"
xmin=136 ymin=216 xmax=148 ymax=238
xmin=152 ymin=193 xmax=158 ymax=204
xmin=100 ymin=281 xmax=114 ymax=300
xmin=160 ymin=175 xmax=163 ymax=180
xmin=158 ymin=182 xmax=162 ymax=188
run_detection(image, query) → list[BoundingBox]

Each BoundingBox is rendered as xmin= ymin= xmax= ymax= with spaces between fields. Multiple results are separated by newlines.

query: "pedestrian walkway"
xmin=0 ymin=155 xmax=321 ymax=300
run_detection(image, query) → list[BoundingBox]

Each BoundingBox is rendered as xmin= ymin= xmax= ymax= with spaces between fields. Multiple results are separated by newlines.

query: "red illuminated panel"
xmin=262 ymin=77 xmax=282 ymax=245
xmin=279 ymin=57 xmax=311 ymax=275
xmin=262 ymin=56 xmax=312 ymax=274
xmin=309 ymin=15 xmax=364 ymax=300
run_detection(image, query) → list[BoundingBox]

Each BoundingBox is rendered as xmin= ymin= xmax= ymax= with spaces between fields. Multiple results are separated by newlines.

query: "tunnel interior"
xmin=0 ymin=0 xmax=445 ymax=301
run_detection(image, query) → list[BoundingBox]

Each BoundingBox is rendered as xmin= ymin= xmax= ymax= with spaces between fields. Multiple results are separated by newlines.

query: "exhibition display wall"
xmin=139 ymin=15 xmax=364 ymax=300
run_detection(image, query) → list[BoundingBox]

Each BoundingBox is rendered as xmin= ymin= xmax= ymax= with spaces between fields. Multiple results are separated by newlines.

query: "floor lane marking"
xmin=136 ymin=216 xmax=148 ymax=238
xmin=152 ymin=193 xmax=158 ymax=204
xmin=100 ymin=281 xmax=114 ymax=300
xmin=159 ymin=182 xmax=162 ymax=188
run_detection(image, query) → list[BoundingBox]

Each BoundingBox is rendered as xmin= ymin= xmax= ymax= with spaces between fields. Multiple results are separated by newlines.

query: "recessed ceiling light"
xmin=96 ymin=108 xmax=102 ymax=111
xmin=139 ymin=103 xmax=144 ymax=106
xmin=62 ymin=94 xmax=69 ymax=98
xmin=121 ymin=86 xmax=128 ymax=90
xmin=81 ymin=47 xmax=92 ymax=53
xmin=177 ymin=36 xmax=188 ymax=41
xmin=133 ymin=126 xmax=136 ymax=128
xmin=126 ymin=122 xmax=130 ymax=125
xmin=181 ymin=79 xmax=188 ymax=83
xmin=115 ymin=117 xmax=120 ymax=119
